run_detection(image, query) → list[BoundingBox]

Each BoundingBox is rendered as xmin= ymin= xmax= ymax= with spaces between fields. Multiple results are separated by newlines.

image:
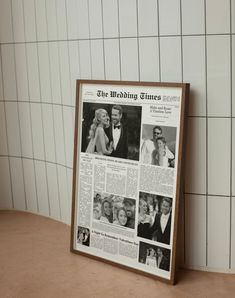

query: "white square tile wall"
xmin=48 ymin=42 xmax=62 ymax=104
xmin=23 ymin=0 xmax=37 ymax=42
xmin=35 ymin=160 xmax=50 ymax=217
xmin=206 ymin=0 xmax=230 ymax=34
xmin=139 ymin=37 xmax=160 ymax=82
xmin=78 ymin=40 xmax=92 ymax=79
xmin=233 ymin=36 xmax=235 ymax=117
xmin=66 ymin=0 xmax=79 ymax=39
xmin=0 ymin=157 xmax=12 ymax=209
xmin=77 ymin=0 xmax=89 ymax=39
xmin=12 ymin=0 xmax=25 ymax=43
xmin=26 ymin=44 xmax=41 ymax=102
xmin=56 ymin=0 xmax=67 ymax=40
xmin=35 ymin=0 xmax=47 ymax=42
xmin=185 ymin=195 xmax=207 ymax=268
xmin=45 ymin=0 xmax=57 ymax=41
xmin=30 ymin=103 xmax=45 ymax=161
xmin=0 ymin=103 xmax=8 ymax=155
xmin=15 ymin=44 xmax=29 ymax=101
xmin=119 ymin=0 xmax=137 ymax=37
xmin=182 ymin=36 xmax=206 ymax=116
xmin=63 ymin=107 xmax=74 ymax=168
xmin=120 ymin=38 xmax=139 ymax=81
xmin=181 ymin=0 xmax=205 ymax=35
xmin=53 ymin=105 xmax=66 ymax=166
xmin=58 ymin=42 xmax=72 ymax=106
xmin=0 ymin=0 xmax=13 ymax=43
xmin=46 ymin=163 xmax=60 ymax=220
xmin=5 ymin=102 xmax=22 ymax=157
xmin=232 ymin=197 xmax=235 ymax=268
xmin=18 ymin=102 xmax=33 ymax=158
xmin=160 ymin=37 xmax=182 ymax=82
xmin=42 ymin=104 xmax=56 ymax=163
xmin=208 ymin=196 xmax=230 ymax=269
xmin=207 ymin=35 xmax=231 ymax=117
xmin=67 ymin=168 xmax=73 ymax=212
xmin=208 ymin=118 xmax=231 ymax=196
xmin=68 ymin=41 xmax=80 ymax=104
xmin=90 ymin=40 xmax=105 ymax=80
xmin=158 ymin=0 xmax=181 ymax=36
xmin=1 ymin=45 xmax=17 ymax=101
xmin=102 ymin=0 xmax=119 ymax=38
xmin=88 ymin=0 xmax=103 ymax=39
xmin=38 ymin=43 xmax=51 ymax=102
xmin=57 ymin=165 xmax=69 ymax=223
xmin=0 ymin=56 xmax=3 ymax=101
xmin=233 ymin=0 xmax=235 ymax=33
xmin=233 ymin=119 xmax=235 ymax=196
xmin=9 ymin=157 xmax=26 ymax=211
xmin=22 ymin=158 xmax=38 ymax=213
xmin=104 ymin=39 xmax=120 ymax=80
xmin=137 ymin=0 xmax=158 ymax=36
xmin=185 ymin=118 xmax=206 ymax=194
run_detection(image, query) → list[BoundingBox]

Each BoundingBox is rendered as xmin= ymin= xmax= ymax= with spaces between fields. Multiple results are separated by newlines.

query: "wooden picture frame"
xmin=71 ymin=80 xmax=189 ymax=284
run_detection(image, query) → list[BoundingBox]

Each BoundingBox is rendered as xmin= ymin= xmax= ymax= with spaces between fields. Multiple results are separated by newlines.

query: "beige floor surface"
xmin=0 ymin=210 xmax=234 ymax=298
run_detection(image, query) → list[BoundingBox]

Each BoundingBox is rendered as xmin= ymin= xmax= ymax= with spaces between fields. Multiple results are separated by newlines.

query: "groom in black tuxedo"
xmin=108 ymin=105 xmax=128 ymax=159
xmin=150 ymin=197 xmax=172 ymax=245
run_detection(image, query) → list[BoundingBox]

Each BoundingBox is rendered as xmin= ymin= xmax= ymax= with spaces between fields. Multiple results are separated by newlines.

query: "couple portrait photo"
xmin=81 ymin=103 xmax=142 ymax=160
xmin=93 ymin=192 xmax=136 ymax=229
xmin=139 ymin=241 xmax=170 ymax=272
xmin=141 ymin=124 xmax=177 ymax=167
xmin=137 ymin=192 xmax=172 ymax=245
xmin=77 ymin=226 xmax=90 ymax=247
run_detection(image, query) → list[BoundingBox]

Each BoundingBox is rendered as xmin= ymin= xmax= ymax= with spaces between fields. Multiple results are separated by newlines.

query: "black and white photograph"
xmin=137 ymin=192 xmax=172 ymax=245
xmin=141 ymin=124 xmax=177 ymax=167
xmin=81 ymin=103 xmax=142 ymax=160
xmin=93 ymin=192 xmax=136 ymax=229
xmin=77 ymin=226 xmax=90 ymax=247
xmin=138 ymin=241 xmax=171 ymax=272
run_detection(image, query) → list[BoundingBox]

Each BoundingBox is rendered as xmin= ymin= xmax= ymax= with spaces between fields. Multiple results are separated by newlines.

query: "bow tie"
xmin=114 ymin=125 xmax=121 ymax=130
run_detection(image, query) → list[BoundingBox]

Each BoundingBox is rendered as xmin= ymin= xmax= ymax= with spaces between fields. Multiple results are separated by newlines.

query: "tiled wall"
xmin=0 ymin=0 xmax=234 ymax=272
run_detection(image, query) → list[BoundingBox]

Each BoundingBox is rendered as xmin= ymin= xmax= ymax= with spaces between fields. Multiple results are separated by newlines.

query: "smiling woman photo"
xmin=100 ymin=199 xmax=113 ymax=223
xmin=113 ymin=207 xmax=128 ymax=226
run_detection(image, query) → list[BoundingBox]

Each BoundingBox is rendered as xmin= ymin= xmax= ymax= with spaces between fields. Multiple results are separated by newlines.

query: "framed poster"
xmin=71 ymin=80 xmax=189 ymax=284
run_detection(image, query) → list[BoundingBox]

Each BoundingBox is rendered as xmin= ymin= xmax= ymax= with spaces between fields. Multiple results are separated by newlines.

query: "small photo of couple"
xmin=137 ymin=192 xmax=172 ymax=245
xmin=81 ymin=103 xmax=142 ymax=160
xmin=93 ymin=192 xmax=136 ymax=229
xmin=77 ymin=226 xmax=90 ymax=247
xmin=139 ymin=241 xmax=171 ymax=272
xmin=141 ymin=124 xmax=177 ymax=168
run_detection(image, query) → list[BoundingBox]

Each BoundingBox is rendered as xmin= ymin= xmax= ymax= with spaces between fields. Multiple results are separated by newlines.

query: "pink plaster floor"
xmin=0 ymin=210 xmax=234 ymax=298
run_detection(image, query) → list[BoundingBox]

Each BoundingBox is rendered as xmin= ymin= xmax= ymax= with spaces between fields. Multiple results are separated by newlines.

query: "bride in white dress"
xmin=86 ymin=108 xmax=113 ymax=155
